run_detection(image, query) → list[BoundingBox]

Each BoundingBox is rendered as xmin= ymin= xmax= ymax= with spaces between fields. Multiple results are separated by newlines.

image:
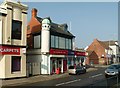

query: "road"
xmin=20 ymin=67 xmax=107 ymax=87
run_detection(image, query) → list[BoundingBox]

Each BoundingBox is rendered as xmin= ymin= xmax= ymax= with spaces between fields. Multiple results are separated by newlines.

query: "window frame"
xmin=11 ymin=20 xmax=22 ymax=40
xmin=50 ymin=35 xmax=73 ymax=50
xmin=11 ymin=56 xmax=21 ymax=72
xmin=33 ymin=34 xmax=41 ymax=49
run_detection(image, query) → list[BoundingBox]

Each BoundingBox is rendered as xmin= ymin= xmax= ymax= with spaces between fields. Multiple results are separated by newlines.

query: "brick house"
xmin=26 ymin=8 xmax=86 ymax=75
xmin=85 ymin=39 xmax=117 ymax=65
xmin=27 ymin=8 xmax=42 ymax=48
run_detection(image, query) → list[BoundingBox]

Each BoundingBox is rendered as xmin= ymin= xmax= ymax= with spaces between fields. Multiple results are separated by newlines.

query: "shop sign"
xmin=0 ymin=46 xmax=20 ymax=55
xmin=106 ymin=54 xmax=111 ymax=58
xmin=22 ymin=48 xmax=26 ymax=54
xmin=68 ymin=50 xmax=75 ymax=55
xmin=50 ymin=49 xmax=68 ymax=55
xmin=75 ymin=51 xmax=86 ymax=56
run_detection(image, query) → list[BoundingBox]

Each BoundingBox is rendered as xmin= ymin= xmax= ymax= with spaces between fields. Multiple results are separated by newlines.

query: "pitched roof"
xmin=101 ymin=41 xmax=118 ymax=46
xmin=86 ymin=50 xmax=94 ymax=56
xmin=36 ymin=17 xmax=75 ymax=37
xmin=96 ymin=39 xmax=118 ymax=50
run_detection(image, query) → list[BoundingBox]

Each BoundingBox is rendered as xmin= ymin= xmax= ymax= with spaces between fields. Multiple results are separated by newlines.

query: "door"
xmin=63 ymin=60 xmax=67 ymax=72
xmin=26 ymin=63 xmax=32 ymax=77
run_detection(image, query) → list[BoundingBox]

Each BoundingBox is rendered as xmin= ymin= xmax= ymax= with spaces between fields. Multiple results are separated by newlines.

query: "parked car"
xmin=105 ymin=64 xmax=120 ymax=78
xmin=68 ymin=65 xmax=86 ymax=75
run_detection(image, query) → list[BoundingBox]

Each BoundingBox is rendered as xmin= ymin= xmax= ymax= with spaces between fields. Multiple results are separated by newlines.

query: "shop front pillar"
xmin=41 ymin=54 xmax=49 ymax=74
xmin=61 ymin=59 xmax=63 ymax=73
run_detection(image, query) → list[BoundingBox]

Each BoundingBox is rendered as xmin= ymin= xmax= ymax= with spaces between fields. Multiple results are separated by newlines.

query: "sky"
xmin=0 ymin=0 xmax=119 ymax=48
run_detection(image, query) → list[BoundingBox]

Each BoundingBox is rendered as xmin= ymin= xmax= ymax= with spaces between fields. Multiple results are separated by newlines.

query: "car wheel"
xmin=105 ymin=74 xmax=108 ymax=78
xmin=84 ymin=70 xmax=86 ymax=73
xmin=76 ymin=71 xmax=79 ymax=75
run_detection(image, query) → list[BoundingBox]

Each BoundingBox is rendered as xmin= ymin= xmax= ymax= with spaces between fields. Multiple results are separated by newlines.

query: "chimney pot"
xmin=32 ymin=8 xmax=37 ymax=17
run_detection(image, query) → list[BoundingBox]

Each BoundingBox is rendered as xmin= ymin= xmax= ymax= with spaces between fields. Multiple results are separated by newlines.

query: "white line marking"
xmin=56 ymin=83 xmax=65 ymax=86
xmin=89 ymin=74 xmax=103 ymax=78
xmin=55 ymin=79 xmax=81 ymax=86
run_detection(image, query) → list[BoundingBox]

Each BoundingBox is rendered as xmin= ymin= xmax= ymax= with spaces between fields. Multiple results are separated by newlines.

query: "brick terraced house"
xmin=86 ymin=39 xmax=120 ymax=65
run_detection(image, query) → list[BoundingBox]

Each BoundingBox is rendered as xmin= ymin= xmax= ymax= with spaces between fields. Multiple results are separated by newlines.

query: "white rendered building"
xmin=0 ymin=0 xmax=28 ymax=79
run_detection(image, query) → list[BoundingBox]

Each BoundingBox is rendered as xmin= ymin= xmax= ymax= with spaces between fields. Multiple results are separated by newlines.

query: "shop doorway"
xmin=57 ymin=59 xmax=62 ymax=73
xmin=52 ymin=60 xmax=55 ymax=74
xmin=63 ymin=60 xmax=67 ymax=72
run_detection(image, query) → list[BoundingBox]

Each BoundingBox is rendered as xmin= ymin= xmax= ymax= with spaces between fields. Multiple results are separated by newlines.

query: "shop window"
xmin=11 ymin=20 xmax=22 ymax=40
xmin=11 ymin=56 xmax=21 ymax=72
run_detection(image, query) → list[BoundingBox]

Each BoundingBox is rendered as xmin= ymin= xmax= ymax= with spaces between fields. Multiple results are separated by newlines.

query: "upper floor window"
xmin=51 ymin=35 xmax=55 ymax=48
xmin=68 ymin=39 xmax=72 ymax=49
xmin=50 ymin=35 xmax=72 ymax=50
xmin=12 ymin=20 xmax=22 ymax=40
xmin=27 ymin=25 xmax=30 ymax=30
xmin=55 ymin=36 xmax=59 ymax=48
xmin=59 ymin=37 xmax=65 ymax=49
xmin=34 ymin=35 xmax=41 ymax=48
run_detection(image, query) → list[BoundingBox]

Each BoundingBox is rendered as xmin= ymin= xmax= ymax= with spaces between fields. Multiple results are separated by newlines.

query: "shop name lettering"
xmin=53 ymin=51 xmax=67 ymax=54
xmin=76 ymin=52 xmax=85 ymax=55
xmin=0 ymin=48 xmax=19 ymax=53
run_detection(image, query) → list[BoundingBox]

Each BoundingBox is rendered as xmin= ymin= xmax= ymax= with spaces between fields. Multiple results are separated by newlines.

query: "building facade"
xmin=86 ymin=39 xmax=120 ymax=65
xmin=0 ymin=0 xmax=28 ymax=79
xmin=27 ymin=8 xmax=86 ymax=75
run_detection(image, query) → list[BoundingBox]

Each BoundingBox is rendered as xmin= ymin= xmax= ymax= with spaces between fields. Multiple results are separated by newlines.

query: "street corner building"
xmin=86 ymin=39 xmax=120 ymax=65
xmin=0 ymin=0 xmax=28 ymax=79
xmin=27 ymin=8 xmax=86 ymax=76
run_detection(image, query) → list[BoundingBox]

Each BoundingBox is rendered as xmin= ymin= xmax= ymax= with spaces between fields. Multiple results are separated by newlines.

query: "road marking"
xmin=55 ymin=79 xmax=81 ymax=86
xmin=89 ymin=73 xmax=103 ymax=78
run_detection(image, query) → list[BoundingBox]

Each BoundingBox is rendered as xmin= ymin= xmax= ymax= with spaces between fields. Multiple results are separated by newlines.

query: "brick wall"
xmin=27 ymin=8 xmax=42 ymax=48
xmin=86 ymin=39 xmax=106 ymax=65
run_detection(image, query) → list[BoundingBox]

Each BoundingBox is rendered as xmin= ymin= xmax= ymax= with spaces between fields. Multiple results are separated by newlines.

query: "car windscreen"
xmin=108 ymin=65 xmax=120 ymax=69
xmin=69 ymin=66 xmax=74 ymax=69
xmin=76 ymin=66 xmax=83 ymax=69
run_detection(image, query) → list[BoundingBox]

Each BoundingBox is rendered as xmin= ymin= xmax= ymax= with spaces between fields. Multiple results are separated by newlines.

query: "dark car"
xmin=105 ymin=64 xmax=120 ymax=78
xmin=68 ymin=65 xmax=86 ymax=75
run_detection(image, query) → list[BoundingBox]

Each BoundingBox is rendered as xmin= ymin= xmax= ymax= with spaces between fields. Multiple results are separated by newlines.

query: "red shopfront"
xmin=67 ymin=51 xmax=86 ymax=67
xmin=75 ymin=51 xmax=86 ymax=66
xmin=50 ymin=49 xmax=68 ymax=74
xmin=49 ymin=49 xmax=86 ymax=74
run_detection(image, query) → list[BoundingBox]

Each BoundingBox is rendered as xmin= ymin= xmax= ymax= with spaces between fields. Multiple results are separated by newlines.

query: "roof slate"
xmin=97 ymin=40 xmax=118 ymax=50
xmin=36 ymin=16 xmax=75 ymax=37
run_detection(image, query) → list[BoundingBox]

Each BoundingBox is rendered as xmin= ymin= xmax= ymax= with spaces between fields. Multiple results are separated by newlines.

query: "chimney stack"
xmin=32 ymin=8 xmax=37 ymax=17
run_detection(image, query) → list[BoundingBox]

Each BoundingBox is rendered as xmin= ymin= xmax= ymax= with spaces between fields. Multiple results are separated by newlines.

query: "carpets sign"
xmin=0 ymin=46 xmax=20 ymax=55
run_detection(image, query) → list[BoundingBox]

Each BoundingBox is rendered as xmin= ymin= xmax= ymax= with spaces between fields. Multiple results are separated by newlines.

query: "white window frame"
xmin=0 ymin=20 xmax=2 ymax=44
xmin=34 ymin=35 xmax=40 ymax=48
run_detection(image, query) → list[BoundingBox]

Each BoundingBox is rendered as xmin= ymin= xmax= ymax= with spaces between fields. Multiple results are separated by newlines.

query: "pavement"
xmin=1 ymin=66 xmax=106 ymax=87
